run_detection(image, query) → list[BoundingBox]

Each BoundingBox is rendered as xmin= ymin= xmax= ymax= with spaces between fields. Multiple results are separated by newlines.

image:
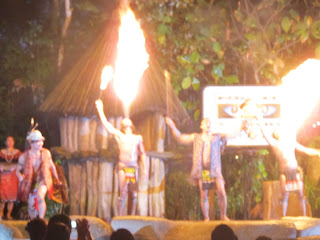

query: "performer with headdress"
xmin=165 ymin=117 xmax=229 ymax=221
xmin=95 ymin=99 xmax=146 ymax=216
xmin=0 ymin=136 xmax=21 ymax=220
xmin=16 ymin=130 xmax=61 ymax=219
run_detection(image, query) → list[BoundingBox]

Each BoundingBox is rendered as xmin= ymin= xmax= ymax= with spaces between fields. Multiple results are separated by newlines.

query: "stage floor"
xmin=1 ymin=216 xmax=320 ymax=240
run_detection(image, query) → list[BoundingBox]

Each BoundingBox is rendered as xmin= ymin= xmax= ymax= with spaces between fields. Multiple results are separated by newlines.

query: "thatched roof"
xmin=39 ymin=9 xmax=189 ymax=124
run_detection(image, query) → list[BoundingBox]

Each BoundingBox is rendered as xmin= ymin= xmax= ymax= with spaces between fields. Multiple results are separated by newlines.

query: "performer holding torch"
xmin=258 ymin=115 xmax=320 ymax=216
xmin=96 ymin=65 xmax=147 ymax=216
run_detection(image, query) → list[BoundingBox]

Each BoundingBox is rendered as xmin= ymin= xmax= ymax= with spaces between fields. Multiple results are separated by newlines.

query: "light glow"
xmin=100 ymin=65 xmax=113 ymax=90
xmin=113 ymin=8 xmax=149 ymax=113
xmin=281 ymin=59 xmax=320 ymax=141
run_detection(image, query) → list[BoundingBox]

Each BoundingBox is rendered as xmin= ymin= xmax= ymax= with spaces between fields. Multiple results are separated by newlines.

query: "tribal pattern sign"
xmin=203 ymin=86 xmax=281 ymax=146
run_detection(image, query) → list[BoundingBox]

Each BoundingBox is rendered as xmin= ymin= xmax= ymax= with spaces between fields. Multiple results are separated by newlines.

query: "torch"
xmin=164 ymin=70 xmax=171 ymax=145
xmin=99 ymin=65 xmax=114 ymax=99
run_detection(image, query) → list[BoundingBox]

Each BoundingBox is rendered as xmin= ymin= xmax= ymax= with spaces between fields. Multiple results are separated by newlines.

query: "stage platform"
xmin=1 ymin=216 xmax=320 ymax=240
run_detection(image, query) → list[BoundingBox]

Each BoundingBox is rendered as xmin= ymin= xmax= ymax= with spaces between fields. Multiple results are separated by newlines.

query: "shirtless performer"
xmin=95 ymin=99 xmax=146 ymax=216
xmin=166 ymin=117 xmax=229 ymax=221
xmin=16 ymin=130 xmax=61 ymax=219
xmin=259 ymin=120 xmax=320 ymax=216
xmin=0 ymin=136 xmax=21 ymax=220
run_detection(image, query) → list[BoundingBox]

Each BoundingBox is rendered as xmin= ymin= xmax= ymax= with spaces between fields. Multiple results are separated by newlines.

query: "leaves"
xmin=181 ymin=76 xmax=192 ymax=89
xmin=190 ymin=51 xmax=200 ymax=63
xmin=281 ymin=17 xmax=291 ymax=33
xmin=315 ymin=44 xmax=320 ymax=59
xmin=311 ymin=20 xmax=320 ymax=39
xmin=211 ymin=63 xmax=225 ymax=80
xmin=192 ymin=77 xmax=200 ymax=91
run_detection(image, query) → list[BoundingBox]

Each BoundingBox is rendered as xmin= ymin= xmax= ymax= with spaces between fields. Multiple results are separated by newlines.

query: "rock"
xmin=134 ymin=226 xmax=159 ymax=240
xmin=0 ymin=222 xmax=24 ymax=240
xmin=111 ymin=216 xmax=300 ymax=240
xmin=282 ymin=216 xmax=320 ymax=238
xmin=70 ymin=215 xmax=112 ymax=240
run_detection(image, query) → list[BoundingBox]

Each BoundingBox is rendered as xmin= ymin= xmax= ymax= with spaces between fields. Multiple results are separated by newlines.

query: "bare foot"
xmin=220 ymin=215 xmax=230 ymax=221
xmin=204 ymin=218 xmax=210 ymax=222
xmin=7 ymin=215 xmax=13 ymax=220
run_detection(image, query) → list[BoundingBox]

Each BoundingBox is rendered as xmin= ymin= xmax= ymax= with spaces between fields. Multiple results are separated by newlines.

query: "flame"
xmin=113 ymin=8 xmax=149 ymax=114
xmin=100 ymin=65 xmax=113 ymax=90
xmin=280 ymin=59 xmax=320 ymax=141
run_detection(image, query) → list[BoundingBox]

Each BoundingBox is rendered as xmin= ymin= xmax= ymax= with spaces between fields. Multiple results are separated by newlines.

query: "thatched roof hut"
xmin=39 ymin=8 xmax=188 ymax=124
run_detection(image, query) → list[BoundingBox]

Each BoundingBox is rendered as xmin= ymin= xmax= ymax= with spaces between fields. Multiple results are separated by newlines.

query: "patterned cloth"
xmin=19 ymin=149 xmax=54 ymax=202
xmin=281 ymin=167 xmax=302 ymax=192
xmin=190 ymin=133 xmax=223 ymax=184
xmin=118 ymin=165 xmax=138 ymax=191
xmin=0 ymin=149 xmax=21 ymax=163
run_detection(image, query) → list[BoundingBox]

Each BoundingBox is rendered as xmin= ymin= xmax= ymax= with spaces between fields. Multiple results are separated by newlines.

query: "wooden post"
xmin=137 ymin=156 xmax=150 ymax=216
xmin=89 ymin=120 xmax=97 ymax=152
xmin=68 ymin=162 xmax=81 ymax=215
xmin=79 ymin=117 xmax=90 ymax=152
xmin=86 ymin=159 xmax=99 ymax=216
xmin=73 ymin=117 xmax=79 ymax=152
xmin=96 ymin=122 xmax=108 ymax=150
xmin=97 ymin=160 xmax=113 ymax=221
xmin=59 ymin=117 xmax=68 ymax=150
xmin=67 ymin=117 xmax=75 ymax=152
xmin=80 ymin=162 xmax=87 ymax=215
xmin=262 ymin=180 xmax=312 ymax=219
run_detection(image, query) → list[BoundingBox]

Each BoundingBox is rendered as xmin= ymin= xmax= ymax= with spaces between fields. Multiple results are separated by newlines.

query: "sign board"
xmin=203 ymin=86 xmax=281 ymax=146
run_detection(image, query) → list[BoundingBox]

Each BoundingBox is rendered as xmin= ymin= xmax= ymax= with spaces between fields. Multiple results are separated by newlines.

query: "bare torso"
xmin=29 ymin=151 xmax=42 ymax=180
xmin=272 ymin=141 xmax=298 ymax=171
xmin=115 ymin=134 xmax=144 ymax=167
xmin=201 ymin=134 xmax=212 ymax=168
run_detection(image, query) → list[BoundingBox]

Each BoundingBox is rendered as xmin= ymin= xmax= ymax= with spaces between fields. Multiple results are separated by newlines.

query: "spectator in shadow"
xmin=48 ymin=214 xmax=72 ymax=232
xmin=45 ymin=222 xmax=70 ymax=240
xmin=211 ymin=224 xmax=237 ymax=240
xmin=25 ymin=217 xmax=47 ymax=240
xmin=111 ymin=228 xmax=135 ymax=240
xmin=76 ymin=218 xmax=93 ymax=240
xmin=256 ymin=236 xmax=272 ymax=240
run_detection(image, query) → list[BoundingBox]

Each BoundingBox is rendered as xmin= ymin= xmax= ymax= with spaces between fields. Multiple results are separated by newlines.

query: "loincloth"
xmin=29 ymin=181 xmax=45 ymax=211
xmin=281 ymin=167 xmax=302 ymax=192
xmin=118 ymin=165 xmax=138 ymax=191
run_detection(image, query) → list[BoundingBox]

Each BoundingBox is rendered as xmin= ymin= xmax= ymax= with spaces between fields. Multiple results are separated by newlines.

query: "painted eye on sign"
xmin=203 ymin=86 xmax=281 ymax=147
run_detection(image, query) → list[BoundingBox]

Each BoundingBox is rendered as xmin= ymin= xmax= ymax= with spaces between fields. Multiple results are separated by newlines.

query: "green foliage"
xmin=165 ymin=148 xmax=279 ymax=220
xmin=0 ymin=0 xmax=110 ymax=143
xmin=166 ymin=169 xmax=201 ymax=220
xmin=222 ymin=151 xmax=271 ymax=219
xmin=132 ymin=0 xmax=320 ymax=122
xmin=304 ymin=176 xmax=320 ymax=215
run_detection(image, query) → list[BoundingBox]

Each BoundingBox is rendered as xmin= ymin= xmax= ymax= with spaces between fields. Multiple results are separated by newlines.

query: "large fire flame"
xmin=100 ymin=65 xmax=113 ymax=90
xmin=113 ymin=8 xmax=149 ymax=116
xmin=280 ymin=59 xmax=320 ymax=141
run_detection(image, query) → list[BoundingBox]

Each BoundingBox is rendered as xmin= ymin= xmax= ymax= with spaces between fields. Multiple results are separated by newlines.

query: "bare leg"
xmin=280 ymin=174 xmax=289 ymax=217
xmin=0 ymin=201 xmax=5 ymax=219
xmin=118 ymin=170 xmax=128 ymax=216
xmin=216 ymin=178 xmax=230 ymax=220
xmin=36 ymin=185 xmax=48 ymax=219
xmin=199 ymin=180 xmax=209 ymax=221
xmin=6 ymin=201 xmax=14 ymax=220
xmin=128 ymin=190 xmax=137 ymax=216
xmin=297 ymin=171 xmax=306 ymax=216
xmin=28 ymin=194 xmax=38 ymax=219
